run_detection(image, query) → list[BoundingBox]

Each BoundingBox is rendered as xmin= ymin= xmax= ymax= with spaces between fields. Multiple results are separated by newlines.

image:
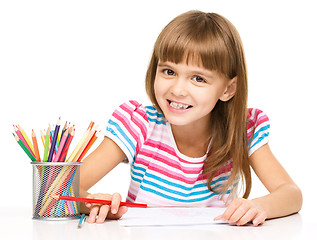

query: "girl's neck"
xmin=170 ymin=122 xmax=212 ymax=158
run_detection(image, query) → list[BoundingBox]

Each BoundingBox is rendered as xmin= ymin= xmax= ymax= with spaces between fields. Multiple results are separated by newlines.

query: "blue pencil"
xmin=47 ymin=118 xmax=61 ymax=162
xmin=78 ymin=214 xmax=86 ymax=229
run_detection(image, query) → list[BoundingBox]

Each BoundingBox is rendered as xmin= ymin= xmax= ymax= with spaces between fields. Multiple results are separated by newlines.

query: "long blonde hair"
xmin=145 ymin=10 xmax=251 ymax=198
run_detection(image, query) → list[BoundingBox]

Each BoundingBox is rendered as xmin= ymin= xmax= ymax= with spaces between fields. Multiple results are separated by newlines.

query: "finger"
xmin=228 ymin=204 xmax=250 ymax=224
xmin=236 ymin=208 xmax=257 ymax=226
xmin=96 ymin=204 xmax=110 ymax=224
xmin=110 ymin=193 xmax=122 ymax=214
xmin=220 ymin=199 xmax=243 ymax=221
xmin=252 ymin=212 xmax=267 ymax=226
xmin=88 ymin=205 xmax=99 ymax=223
xmin=107 ymin=206 xmax=128 ymax=220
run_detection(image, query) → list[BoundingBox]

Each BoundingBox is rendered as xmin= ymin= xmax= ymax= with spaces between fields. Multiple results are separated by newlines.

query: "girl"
xmin=80 ymin=10 xmax=302 ymax=226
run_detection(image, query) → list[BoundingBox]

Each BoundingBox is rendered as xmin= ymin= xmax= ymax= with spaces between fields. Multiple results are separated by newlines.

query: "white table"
xmin=0 ymin=207 xmax=313 ymax=240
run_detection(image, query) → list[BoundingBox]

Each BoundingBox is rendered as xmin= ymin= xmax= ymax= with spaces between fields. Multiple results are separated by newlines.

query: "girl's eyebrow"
xmin=157 ymin=62 xmax=173 ymax=68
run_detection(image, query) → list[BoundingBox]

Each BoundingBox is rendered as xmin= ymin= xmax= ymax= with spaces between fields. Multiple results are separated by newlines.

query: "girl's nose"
xmin=170 ymin=78 xmax=188 ymax=97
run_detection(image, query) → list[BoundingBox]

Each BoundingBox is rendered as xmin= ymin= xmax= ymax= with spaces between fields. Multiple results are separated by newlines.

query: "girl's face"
xmin=154 ymin=60 xmax=236 ymax=128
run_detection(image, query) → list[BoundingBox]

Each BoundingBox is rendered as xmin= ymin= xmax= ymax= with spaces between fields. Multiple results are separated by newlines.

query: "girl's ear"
xmin=219 ymin=77 xmax=237 ymax=102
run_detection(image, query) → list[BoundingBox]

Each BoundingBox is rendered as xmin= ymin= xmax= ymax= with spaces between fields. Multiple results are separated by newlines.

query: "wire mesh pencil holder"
xmin=31 ymin=162 xmax=83 ymax=220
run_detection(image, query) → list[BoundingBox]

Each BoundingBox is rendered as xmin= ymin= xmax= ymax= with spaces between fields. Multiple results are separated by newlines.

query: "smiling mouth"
xmin=167 ymin=100 xmax=193 ymax=110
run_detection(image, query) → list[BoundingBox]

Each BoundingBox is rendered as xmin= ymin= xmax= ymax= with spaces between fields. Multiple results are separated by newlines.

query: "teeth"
xmin=170 ymin=101 xmax=190 ymax=109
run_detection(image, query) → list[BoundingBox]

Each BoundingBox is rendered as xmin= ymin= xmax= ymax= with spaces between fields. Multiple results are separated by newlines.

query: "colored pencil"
xmin=38 ymin=167 xmax=75 ymax=216
xmin=13 ymin=120 xmax=100 ymax=219
xmin=43 ymin=126 xmax=51 ymax=162
xmin=18 ymin=125 xmax=35 ymax=156
xmin=76 ymin=130 xmax=99 ymax=162
xmin=13 ymin=133 xmax=36 ymax=162
xmin=60 ymin=121 xmax=68 ymax=142
xmin=72 ymin=125 xmax=97 ymax=162
xmin=52 ymin=128 xmax=69 ymax=162
xmin=58 ymin=128 xmax=74 ymax=162
xmin=32 ymin=129 xmax=41 ymax=162
xmin=78 ymin=214 xmax=86 ymax=229
xmin=47 ymin=118 xmax=61 ymax=162
xmin=14 ymin=125 xmax=35 ymax=158
xmin=87 ymin=121 xmax=94 ymax=130
xmin=40 ymin=130 xmax=45 ymax=146
xmin=52 ymin=195 xmax=148 ymax=208
xmin=66 ymin=128 xmax=89 ymax=162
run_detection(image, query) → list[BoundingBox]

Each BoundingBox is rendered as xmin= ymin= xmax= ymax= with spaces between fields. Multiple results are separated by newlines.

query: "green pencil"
xmin=13 ymin=133 xmax=36 ymax=162
xmin=43 ymin=125 xmax=51 ymax=162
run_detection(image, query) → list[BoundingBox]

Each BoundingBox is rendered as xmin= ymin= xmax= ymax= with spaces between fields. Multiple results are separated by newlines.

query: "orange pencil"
xmin=87 ymin=121 xmax=94 ymax=130
xmin=77 ymin=130 xmax=99 ymax=162
xmin=71 ymin=126 xmax=96 ymax=162
xmin=32 ymin=129 xmax=41 ymax=162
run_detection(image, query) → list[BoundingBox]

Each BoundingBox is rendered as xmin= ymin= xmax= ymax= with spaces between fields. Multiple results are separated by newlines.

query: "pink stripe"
xmin=113 ymin=111 xmax=138 ymax=141
xmin=247 ymin=131 xmax=253 ymax=141
xmin=247 ymin=108 xmax=269 ymax=141
xmin=134 ymin=156 xmax=229 ymax=185
xmin=129 ymin=100 xmax=149 ymax=122
xmin=119 ymin=102 xmax=148 ymax=142
xmin=133 ymin=156 xmax=209 ymax=184
xmin=121 ymin=101 xmax=148 ymax=123
xmin=129 ymin=100 xmax=140 ymax=109
xmin=127 ymin=191 xmax=137 ymax=202
xmin=145 ymin=139 xmax=204 ymax=165
xmin=146 ymin=161 xmax=205 ymax=184
xmin=137 ymin=149 xmax=202 ymax=174
xmin=148 ymin=130 xmax=170 ymax=142
xmin=247 ymin=109 xmax=269 ymax=129
xmin=131 ymin=111 xmax=147 ymax=144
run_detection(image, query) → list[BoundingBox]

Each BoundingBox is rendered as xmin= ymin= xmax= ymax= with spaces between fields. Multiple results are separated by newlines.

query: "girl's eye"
xmin=163 ymin=69 xmax=175 ymax=76
xmin=193 ymin=76 xmax=205 ymax=83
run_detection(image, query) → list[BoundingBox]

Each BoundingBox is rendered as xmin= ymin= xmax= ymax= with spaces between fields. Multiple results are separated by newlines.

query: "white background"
xmin=0 ymin=0 xmax=316 ymax=218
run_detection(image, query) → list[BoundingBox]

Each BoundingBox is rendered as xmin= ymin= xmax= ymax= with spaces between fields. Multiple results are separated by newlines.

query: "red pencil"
xmin=58 ymin=127 xmax=74 ymax=162
xmin=51 ymin=195 xmax=147 ymax=208
xmin=76 ymin=130 xmax=99 ymax=162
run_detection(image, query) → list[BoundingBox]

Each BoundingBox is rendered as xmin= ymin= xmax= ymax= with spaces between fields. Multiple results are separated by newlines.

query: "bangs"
xmin=153 ymin=12 xmax=237 ymax=79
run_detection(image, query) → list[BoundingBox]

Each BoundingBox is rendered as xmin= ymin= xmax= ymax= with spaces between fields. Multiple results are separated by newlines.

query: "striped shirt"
xmin=105 ymin=100 xmax=270 ymax=207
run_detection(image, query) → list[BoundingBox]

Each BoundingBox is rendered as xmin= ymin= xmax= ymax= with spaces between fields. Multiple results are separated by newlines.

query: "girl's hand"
xmin=214 ymin=198 xmax=267 ymax=226
xmin=85 ymin=192 xmax=128 ymax=224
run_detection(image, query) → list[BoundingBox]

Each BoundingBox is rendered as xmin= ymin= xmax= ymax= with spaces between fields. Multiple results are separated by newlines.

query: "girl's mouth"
xmin=167 ymin=100 xmax=193 ymax=110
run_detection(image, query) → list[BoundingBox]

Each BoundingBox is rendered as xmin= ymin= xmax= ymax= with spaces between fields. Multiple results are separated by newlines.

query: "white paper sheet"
xmin=118 ymin=207 xmax=226 ymax=227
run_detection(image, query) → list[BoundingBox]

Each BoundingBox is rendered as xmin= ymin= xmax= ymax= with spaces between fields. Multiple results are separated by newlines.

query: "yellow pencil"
xmin=72 ymin=125 xmax=97 ymax=162
xmin=18 ymin=125 xmax=35 ymax=155
xmin=66 ymin=129 xmax=89 ymax=162
xmin=40 ymin=130 xmax=45 ymax=146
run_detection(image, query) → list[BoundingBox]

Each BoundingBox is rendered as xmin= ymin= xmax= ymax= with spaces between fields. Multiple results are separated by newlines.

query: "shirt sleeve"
xmin=247 ymin=108 xmax=270 ymax=156
xmin=105 ymin=100 xmax=149 ymax=163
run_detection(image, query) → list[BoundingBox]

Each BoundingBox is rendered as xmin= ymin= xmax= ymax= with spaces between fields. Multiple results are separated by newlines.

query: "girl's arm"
xmin=215 ymin=144 xmax=303 ymax=226
xmin=79 ymin=137 xmax=128 ymax=223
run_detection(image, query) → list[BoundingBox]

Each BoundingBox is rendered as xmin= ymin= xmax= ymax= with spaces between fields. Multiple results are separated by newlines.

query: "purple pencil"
xmin=47 ymin=118 xmax=61 ymax=162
